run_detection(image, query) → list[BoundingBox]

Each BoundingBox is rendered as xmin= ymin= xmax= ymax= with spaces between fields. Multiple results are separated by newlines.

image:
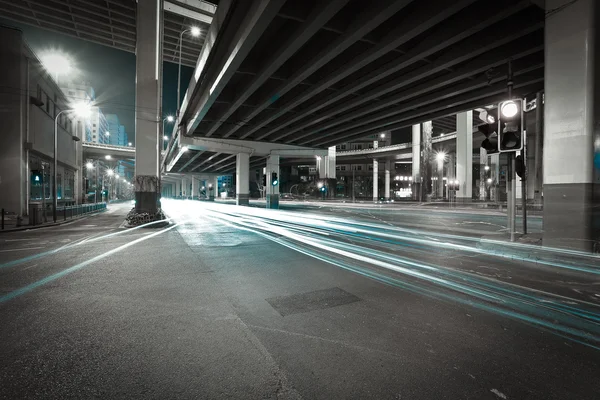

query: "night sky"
xmin=0 ymin=18 xmax=194 ymax=144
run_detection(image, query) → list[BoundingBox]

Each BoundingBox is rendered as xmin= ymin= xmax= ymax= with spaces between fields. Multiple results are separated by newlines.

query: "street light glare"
xmin=40 ymin=52 xmax=72 ymax=77
xmin=182 ymin=146 xmax=189 ymax=152
xmin=85 ymin=162 xmax=93 ymax=169
xmin=106 ymin=131 xmax=110 ymax=136
xmin=128 ymin=142 xmax=132 ymax=146
xmin=115 ymin=174 xmax=120 ymax=179
xmin=501 ymin=101 xmax=518 ymax=118
xmin=106 ymin=169 xmax=114 ymax=176
xmin=166 ymin=115 xmax=174 ymax=122
xmin=163 ymin=135 xmax=169 ymax=140
xmin=436 ymin=152 xmax=446 ymax=162
xmin=72 ymin=101 xmax=92 ymax=119
xmin=191 ymin=26 xmax=201 ymax=37
xmin=105 ymin=155 xmax=112 ymax=160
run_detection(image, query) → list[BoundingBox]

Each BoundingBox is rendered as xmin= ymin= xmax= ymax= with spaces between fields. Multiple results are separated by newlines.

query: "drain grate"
xmin=266 ymin=287 xmax=361 ymax=316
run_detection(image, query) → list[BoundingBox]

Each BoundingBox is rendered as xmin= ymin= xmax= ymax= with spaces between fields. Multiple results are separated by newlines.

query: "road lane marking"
xmin=0 ymin=247 xmax=45 ymax=253
xmin=0 ymin=223 xmax=179 ymax=303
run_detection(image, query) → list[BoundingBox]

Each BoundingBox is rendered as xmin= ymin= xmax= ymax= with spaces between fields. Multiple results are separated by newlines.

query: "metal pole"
xmin=95 ymin=160 xmax=99 ymax=204
xmin=522 ymin=131 xmax=528 ymax=235
xmin=177 ymin=30 xmax=187 ymax=118
xmin=53 ymin=111 xmax=62 ymax=223
xmin=1 ymin=208 xmax=4 ymax=230
xmin=534 ymin=92 xmax=543 ymax=204
xmin=507 ymin=60 xmax=516 ymax=241
xmin=352 ymin=169 xmax=355 ymax=203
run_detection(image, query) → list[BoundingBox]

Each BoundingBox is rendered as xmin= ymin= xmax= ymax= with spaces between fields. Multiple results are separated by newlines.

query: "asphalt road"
xmin=1 ymin=200 xmax=599 ymax=399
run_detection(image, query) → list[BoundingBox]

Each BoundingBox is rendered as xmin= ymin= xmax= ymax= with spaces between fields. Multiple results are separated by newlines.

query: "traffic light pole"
xmin=507 ymin=60 xmax=517 ymax=242
xmin=522 ymin=130 xmax=527 ymax=235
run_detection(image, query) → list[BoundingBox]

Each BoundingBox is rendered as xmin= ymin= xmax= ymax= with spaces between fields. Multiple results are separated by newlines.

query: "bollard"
xmin=64 ymin=206 xmax=67 ymax=221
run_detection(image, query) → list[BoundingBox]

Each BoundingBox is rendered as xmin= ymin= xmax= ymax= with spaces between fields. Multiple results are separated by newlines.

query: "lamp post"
xmin=177 ymin=26 xmax=201 ymax=118
xmin=53 ymin=102 xmax=91 ymax=222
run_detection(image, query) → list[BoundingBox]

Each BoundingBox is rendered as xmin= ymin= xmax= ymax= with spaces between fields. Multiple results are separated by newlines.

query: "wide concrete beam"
xmin=178 ymin=136 xmax=328 ymax=157
xmin=164 ymin=1 xmax=214 ymax=24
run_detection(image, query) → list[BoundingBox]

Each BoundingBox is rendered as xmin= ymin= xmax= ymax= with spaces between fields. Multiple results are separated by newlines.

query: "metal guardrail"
xmin=26 ymin=202 xmax=107 ymax=227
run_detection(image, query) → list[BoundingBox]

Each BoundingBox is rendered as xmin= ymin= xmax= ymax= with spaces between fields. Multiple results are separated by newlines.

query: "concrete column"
xmin=447 ymin=154 xmax=455 ymax=200
xmin=315 ymin=156 xmax=322 ymax=179
xmin=266 ymin=155 xmax=280 ymax=209
xmin=436 ymin=156 xmax=444 ymax=199
xmin=324 ymin=146 xmax=336 ymax=179
xmin=479 ymin=148 xmax=488 ymax=201
xmin=175 ymin=180 xmax=181 ymax=198
xmin=384 ymin=160 xmax=391 ymax=201
xmin=236 ymin=153 xmax=250 ymax=206
xmin=411 ymin=124 xmax=421 ymax=201
xmin=191 ymin=176 xmax=197 ymax=199
xmin=133 ymin=0 xmax=163 ymax=213
xmin=456 ymin=111 xmax=473 ymax=202
xmin=544 ymin=0 xmax=600 ymax=252
xmin=208 ymin=178 xmax=215 ymax=201
xmin=421 ymin=121 xmax=433 ymax=201
xmin=373 ymin=159 xmax=379 ymax=202
xmin=182 ymin=177 xmax=188 ymax=198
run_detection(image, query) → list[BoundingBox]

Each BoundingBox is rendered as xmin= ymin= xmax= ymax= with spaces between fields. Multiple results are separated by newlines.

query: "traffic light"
xmin=477 ymin=109 xmax=498 ymax=154
xmin=31 ymin=170 xmax=42 ymax=184
xmin=515 ymin=155 xmax=525 ymax=178
xmin=271 ymin=172 xmax=278 ymax=186
xmin=498 ymin=99 xmax=524 ymax=152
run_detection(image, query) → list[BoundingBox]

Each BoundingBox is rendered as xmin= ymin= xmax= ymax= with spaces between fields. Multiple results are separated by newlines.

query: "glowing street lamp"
xmin=52 ymin=101 xmax=91 ymax=222
xmin=40 ymin=51 xmax=72 ymax=83
xmin=85 ymin=162 xmax=94 ymax=169
xmin=177 ymin=27 xmax=201 ymax=116
xmin=106 ymin=169 xmax=114 ymax=176
xmin=105 ymin=155 xmax=112 ymax=160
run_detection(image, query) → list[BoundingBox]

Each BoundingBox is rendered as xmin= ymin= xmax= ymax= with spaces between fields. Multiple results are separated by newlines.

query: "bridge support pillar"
xmin=133 ymin=0 xmax=163 ymax=214
xmin=455 ymin=111 xmax=473 ymax=203
xmin=412 ymin=124 xmax=421 ymax=201
xmin=191 ymin=177 xmax=197 ymax=200
xmin=543 ymin=0 xmax=599 ymax=252
xmin=181 ymin=177 xmax=188 ymax=198
xmin=266 ymin=155 xmax=280 ymax=209
xmin=214 ymin=176 xmax=220 ymax=200
xmin=384 ymin=160 xmax=391 ymax=201
xmin=236 ymin=153 xmax=250 ymax=206
xmin=175 ymin=180 xmax=181 ymax=198
xmin=436 ymin=156 xmax=444 ymax=199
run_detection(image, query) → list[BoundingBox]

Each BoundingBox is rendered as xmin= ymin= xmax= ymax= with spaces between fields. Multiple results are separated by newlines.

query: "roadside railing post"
xmin=63 ymin=206 xmax=67 ymax=221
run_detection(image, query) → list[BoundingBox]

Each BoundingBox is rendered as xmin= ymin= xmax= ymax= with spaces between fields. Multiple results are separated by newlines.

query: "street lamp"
xmin=128 ymin=142 xmax=132 ymax=146
xmin=177 ymin=27 xmax=201 ymax=117
xmin=105 ymin=155 xmax=112 ymax=160
xmin=53 ymin=101 xmax=91 ymax=222
xmin=40 ymin=51 xmax=72 ymax=84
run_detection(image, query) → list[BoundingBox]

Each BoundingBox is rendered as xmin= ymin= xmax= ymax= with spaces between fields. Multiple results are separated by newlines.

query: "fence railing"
xmin=27 ymin=203 xmax=107 ymax=227
xmin=0 ymin=203 xmax=108 ymax=229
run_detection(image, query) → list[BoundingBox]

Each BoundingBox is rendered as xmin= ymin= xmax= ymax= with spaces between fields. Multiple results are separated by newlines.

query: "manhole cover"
xmin=266 ymin=287 xmax=361 ymax=316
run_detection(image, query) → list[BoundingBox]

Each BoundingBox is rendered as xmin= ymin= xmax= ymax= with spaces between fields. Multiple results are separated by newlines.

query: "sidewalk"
xmin=0 ymin=207 xmax=106 ymax=233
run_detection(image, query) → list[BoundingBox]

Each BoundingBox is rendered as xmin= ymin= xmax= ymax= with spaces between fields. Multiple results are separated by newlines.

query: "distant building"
xmin=0 ymin=26 xmax=83 ymax=216
xmin=90 ymin=107 xmax=109 ymax=144
xmin=105 ymin=114 xmax=128 ymax=146
xmin=60 ymin=83 xmax=94 ymax=142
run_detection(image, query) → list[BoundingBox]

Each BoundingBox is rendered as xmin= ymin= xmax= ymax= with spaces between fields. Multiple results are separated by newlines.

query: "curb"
xmin=0 ymin=210 xmax=105 ymax=234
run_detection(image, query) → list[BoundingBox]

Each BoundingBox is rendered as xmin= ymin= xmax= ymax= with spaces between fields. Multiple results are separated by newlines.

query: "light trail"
xmin=0 ymin=223 xmax=180 ymax=303
xmin=0 ymin=217 xmax=175 ymax=270
xmin=161 ymin=200 xmax=600 ymax=349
